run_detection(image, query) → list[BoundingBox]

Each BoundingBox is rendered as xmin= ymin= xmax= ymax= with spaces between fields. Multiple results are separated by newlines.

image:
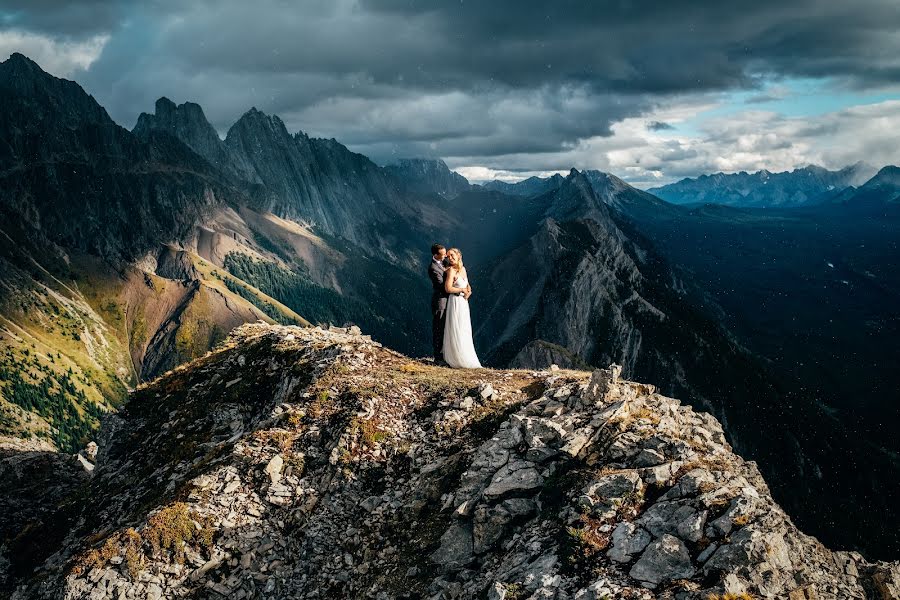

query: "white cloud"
xmin=611 ymin=99 xmax=900 ymax=187
xmin=0 ymin=29 xmax=108 ymax=78
xmin=451 ymin=96 xmax=900 ymax=188
xmin=454 ymin=166 xmax=567 ymax=184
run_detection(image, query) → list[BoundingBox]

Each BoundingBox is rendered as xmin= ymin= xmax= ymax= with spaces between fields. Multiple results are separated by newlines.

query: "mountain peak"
xmin=133 ymin=96 xmax=237 ymax=171
xmin=384 ymin=157 xmax=470 ymax=198
xmin=3 ymin=52 xmax=41 ymax=72
xmin=155 ymin=96 xmax=177 ymax=112
xmin=231 ymin=106 xmax=288 ymax=132
xmin=1 ymin=52 xmax=56 ymax=85
xmin=0 ymin=52 xmax=112 ymax=127
xmin=874 ymin=164 xmax=900 ymax=176
xmin=862 ymin=165 xmax=900 ymax=189
xmin=560 ymin=168 xmax=597 ymax=196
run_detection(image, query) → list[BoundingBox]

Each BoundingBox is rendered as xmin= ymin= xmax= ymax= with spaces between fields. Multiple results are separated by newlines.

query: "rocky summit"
xmin=1 ymin=324 xmax=898 ymax=599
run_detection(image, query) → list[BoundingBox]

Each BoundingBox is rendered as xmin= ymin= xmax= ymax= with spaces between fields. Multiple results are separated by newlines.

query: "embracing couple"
xmin=428 ymin=243 xmax=482 ymax=369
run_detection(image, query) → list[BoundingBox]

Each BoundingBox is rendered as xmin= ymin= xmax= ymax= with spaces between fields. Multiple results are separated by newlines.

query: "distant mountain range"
xmin=647 ymin=163 xmax=878 ymax=208
xmin=1 ymin=53 xmax=899 ymax=558
xmin=384 ymin=158 xmax=472 ymax=198
xmin=481 ymin=174 xmax=565 ymax=197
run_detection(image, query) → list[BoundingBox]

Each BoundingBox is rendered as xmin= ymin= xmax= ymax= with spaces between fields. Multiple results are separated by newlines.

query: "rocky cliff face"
xmin=223 ymin=109 xmax=436 ymax=260
xmin=0 ymin=54 xmax=237 ymax=262
xmin=2 ymin=324 xmax=897 ymax=599
xmin=133 ymin=97 xmax=250 ymax=178
xmin=384 ymin=158 xmax=472 ymax=199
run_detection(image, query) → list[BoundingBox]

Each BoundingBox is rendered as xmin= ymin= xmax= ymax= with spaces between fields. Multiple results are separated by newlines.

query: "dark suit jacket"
xmin=429 ymin=258 xmax=449 ymax=313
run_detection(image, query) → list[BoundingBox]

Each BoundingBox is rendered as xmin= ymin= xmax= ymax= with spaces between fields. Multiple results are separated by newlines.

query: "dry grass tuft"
xmin=253 ymin=429 xmax=297 ymax=453
xmin=71 ymin=503 xmax=213 ymax=579
xmin=350 ymin=416 xmax=390 ymax=447
xmin=733 ymin=514 xmax=751 ymax=526
xmin=308 ymin=389 xmax=331 ymax=418
xmin=566 ymin=514 xmax=613 ymax=558
xmin=122 ymin=528 xmax=143 ymax=578
xmin=144 ymin=502 xmax=214 ymax=562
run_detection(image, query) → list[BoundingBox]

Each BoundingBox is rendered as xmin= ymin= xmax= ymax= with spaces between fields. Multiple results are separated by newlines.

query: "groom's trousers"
xmin=431 ymin=295 xmax=448 ymax=360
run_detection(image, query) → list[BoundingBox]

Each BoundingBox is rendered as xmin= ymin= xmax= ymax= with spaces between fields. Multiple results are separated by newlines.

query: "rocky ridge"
xmin=384 ymin=159 xmax=472 ymax=199
xmin=133 ymin=97 xmax=250 ymax=178
xmin=481 ymin=174 xmax=566 ymax=197
xmin=3 ymin=324 xmax=897 ymax=599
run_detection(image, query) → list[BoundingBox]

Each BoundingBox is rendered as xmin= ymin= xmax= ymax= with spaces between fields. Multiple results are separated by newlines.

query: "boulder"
xmin=265 ymin=455 xmax=284 ymax=484
xmin=607 ymin=522 xmax=652 ymax=563
xmin=629 ymin=534 xmax=695 ymax=588
xmin=430 ymin=523 xmax=475 ymax=570
xmin=483 ymin=460 xmax=543 ymax=498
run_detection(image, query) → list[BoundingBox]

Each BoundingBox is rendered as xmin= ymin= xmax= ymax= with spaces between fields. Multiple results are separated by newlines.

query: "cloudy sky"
xmin=2 ymin=0 xmax=900 ymax=186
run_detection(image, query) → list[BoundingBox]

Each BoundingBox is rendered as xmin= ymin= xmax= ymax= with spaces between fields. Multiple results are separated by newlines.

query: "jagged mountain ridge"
xmin=2 ymin=324 xmax=898 ymax=599
xmin=0 ymin=53 xmax=236 ymax=261
xmin=134 ymin=97 xmax=250 ymax=178
xmin=647 ymin=163 xmax=877 ymax=208
xmin=481 ymin=174 xmax=566 ymax=197
xmin=136 ymin=97 xmax=454 ymax=262
xmin=384 ymin=158 xmax=472 ymax=199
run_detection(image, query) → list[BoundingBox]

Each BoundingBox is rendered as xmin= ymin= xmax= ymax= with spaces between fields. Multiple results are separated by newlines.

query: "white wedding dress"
xmin=443 ymin=273 xmax=482 ymax=369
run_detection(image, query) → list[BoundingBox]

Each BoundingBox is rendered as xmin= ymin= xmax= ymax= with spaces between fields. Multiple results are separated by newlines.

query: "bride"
xmin=442 ymin=248 xmax=482 ymax=369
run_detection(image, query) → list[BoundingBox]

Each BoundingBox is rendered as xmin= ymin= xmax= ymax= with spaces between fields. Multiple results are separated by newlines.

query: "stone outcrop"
xmin=1 ymin=324 xmax=896 ymax=599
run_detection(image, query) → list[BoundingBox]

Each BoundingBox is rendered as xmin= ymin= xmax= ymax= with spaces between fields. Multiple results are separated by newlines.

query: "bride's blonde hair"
xmin=448 ymin=247 xmax=464 ymax=268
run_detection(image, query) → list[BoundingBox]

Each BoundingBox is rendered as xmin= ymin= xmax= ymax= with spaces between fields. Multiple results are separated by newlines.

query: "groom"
xmin=428 ymin=243 xmax=449 ymax=364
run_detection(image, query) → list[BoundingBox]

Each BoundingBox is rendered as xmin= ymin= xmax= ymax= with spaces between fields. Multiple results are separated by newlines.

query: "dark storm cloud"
xmin=0 ymin=0 xmax=121 ymax=36
xmin=647 ymin=121 xmax=675 ymax=132
xmin=360 ymin=0 xmax=900 ymax=90
xmin=3 ymin=0 xmax=899 ymax=169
